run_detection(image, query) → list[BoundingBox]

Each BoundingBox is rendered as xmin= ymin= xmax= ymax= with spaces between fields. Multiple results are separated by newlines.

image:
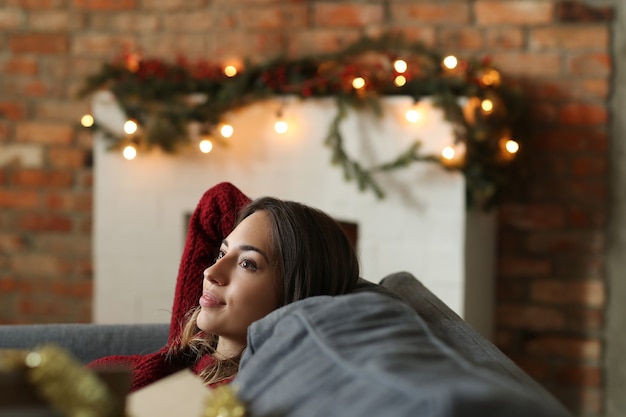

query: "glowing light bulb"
xmin=481 ymin=99 xmax=494 ymax=114
xmin=481 ymin=69 xmax=501 ymax=86
xmin=199 ymin=138 xmax=213 ymax=153
xmin=224 ymin=65 xmax=238 ymax=77
xmin=443 ymin=55 xmax=458 ymax=70
xmin=274 ymin=119 xmax=288 ymax=135
xmin=122 ymin=144 xmax=137 ymax=160
xmin=220 ymin=124 xmax=234 ymax=138
xmin=441 ymin=146 xmax=456 ymax=160
xmin=394 ymin=75 xmax=407 ymax=87
xmin=394 ymin=59 xmax=407 ymax=74
xmin=80 ymin=114 xmax=94 ymax=127
xmin=352 ymin=77 xmax=366 ymax=90
xmin=123 ymin=120 xmax=138 ymax=135
xmin=405 ymin=108 xmax=421 ymax=123
xmin=505 ymin=139 xmax=520 ymax=154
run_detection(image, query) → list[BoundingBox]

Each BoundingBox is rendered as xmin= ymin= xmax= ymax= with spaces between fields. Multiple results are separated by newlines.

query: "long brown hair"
xmin=172 ymin=196 xmax=360 ymax=384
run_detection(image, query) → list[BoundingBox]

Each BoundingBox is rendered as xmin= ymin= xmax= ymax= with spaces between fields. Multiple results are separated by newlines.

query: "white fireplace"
xmin=92 ymin=92 xmax=495 ymax=338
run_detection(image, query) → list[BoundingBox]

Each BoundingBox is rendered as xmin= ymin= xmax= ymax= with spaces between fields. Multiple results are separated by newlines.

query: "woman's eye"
xmin=240 ymin=259 xmax=257 ymax=271
xmin=215 ymin=250 xmax=226 ymax=261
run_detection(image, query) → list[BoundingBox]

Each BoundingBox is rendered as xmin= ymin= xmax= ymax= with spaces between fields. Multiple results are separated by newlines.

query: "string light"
xmin=393 ymin=59 xmax=407 ymax=73
xmin=441 ymin=146 xmax=456 ymax=160
xmin=274 ymin=120 xmax=288 ymax=134
xmin=394 ymin=75 xmax=407 ymax=87
xmin=480 ymin=68 xmax=501 ymax=87
xmin=405 ymin=107 xmax=422 ymax=123
xmin=502 ymin=138 xmax=520 ymax=155
xmin=224 ymin=65 xmax=238 ymax=77
xmin=442 ymin=55 xmax=458 ymax=70
xmin=481 ymin=99 xmax=494 ymax=114
xmin=80 ymin=114 xmax=94 ymax=128
xmin=123 ymin=120 xmax=138 ymax=135
xmin=219 ymin=123 xmax=234 ymax=138
xmin=199 ymin=138 xmax=213 ymax=153
xmin=122 ymin=144 xmax=137 ymax=160
xmin=352 ymin=77 xmax=366 ymax=90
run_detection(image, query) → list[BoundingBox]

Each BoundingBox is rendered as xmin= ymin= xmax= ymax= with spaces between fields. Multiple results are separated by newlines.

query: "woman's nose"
xmin=204 ymin=263 xmax=227 ymax=286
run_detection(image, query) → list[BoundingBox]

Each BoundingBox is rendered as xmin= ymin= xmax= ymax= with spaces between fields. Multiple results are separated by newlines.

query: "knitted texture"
xmin=88 ymin=182 xmax=251 ymax=392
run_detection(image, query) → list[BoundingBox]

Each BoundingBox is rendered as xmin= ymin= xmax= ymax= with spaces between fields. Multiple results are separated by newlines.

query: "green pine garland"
xmin=78 ymin=34 xmax=526 ymax=210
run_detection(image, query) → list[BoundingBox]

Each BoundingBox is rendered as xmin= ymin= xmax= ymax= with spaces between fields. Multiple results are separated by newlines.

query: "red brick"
xmin=567 ymin=206 xmax=606 ymax=228
xmin=568 ymin=52 xmax=611 ymax=77
xmin=10 ymin=33 xmax=69 ymax=54
xmin=0 ymin=234 xmax=26 ymax=251
xmin=91 ymin=13 xmax=159 ymax=32
xmin=391 ymin=3 xmax=470 ymax=24
xmin=565 ymin=308 xmax=604 ymax=333
xmin=28 ymin=10 xmax=83 ymax=31
xmin=534 ymin=129 xmax=607 ymax=153
xmin=0 ymin=101 xmax=26 ymax=120
xmin=527 ymin=231 xmax=604 ymax=254
xmin=72 ymin=0 xmax=137 ymax=10
xmin=72 ymin=33 xmax=137 ymax=56
xmin=162 ymin=11 xmax=213 ymax=31
xmin=235 ymin=6 xmax=307 ymax=30
xmin=10 ymin=254 xmax=69 ymax=276
xmin=530 ymin=279 xmax=605 ymax=307
xmin=45 ymin=191 xmax=92 ymax=212
xmin=556 ymin=365 xmax=602 ymax=387
xmin=11 ymin=169 xmax=74 ymax=188
xmin=439 ymin=27 xmax=484 ymax=50
xmin=530 ymin=26 xmax=609 ymax=49
xmin=15 ymin=122 xmax=74 ymax=145
xmin=499 ymin=204 xmax=565 ymax=230
xmin=558 ymin=103 xmax=608 ymax=126
xmin=16 ymin=213 xmax=73 ymax=232
xmin=525 ymin=336 xmax=602 ymax=360
xmin=490 ymin=52 xmax=562 ymax=77
xmin=0 ymin=8 xmax=24 ymax=29
xmin=142 ymin=0 xmax=205 ymax=9
xmin=556 ymin=2 xmax=614 ymax=23
xmin=571 ymin=156 xmax=607 ymax=178
xmin=313 ymin=4 xmax=384 ymax=27
xmin=565 ymin=180 xmax=607 ymax=202
xmin=51 ymin=281 xmax=93 ymax=297
xmin=498 ymin=256 xmax=552 ymax=277
xmin=48 ymin=148 xmax=88 ymax=169
xmin=2 ymin=57 xmax=38 ymax=75
xmin=0 ymin=189 xmax=40 ymax=208
xmin=11 ymin=0 xmax=65 ymax=8
xmin=285 ymin=29 xmax=364 ymax=57
xmin=485 ymin=28 xmax=524 ymax=49
xmin=475 ymin=1 xmax=554 ymax=25
xmin=496 ymin=304 xmax=566 ymax=331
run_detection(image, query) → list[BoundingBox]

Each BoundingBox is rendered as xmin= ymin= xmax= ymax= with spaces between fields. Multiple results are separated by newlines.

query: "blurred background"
xmin=0 ymin=1 xmax=622 ymax=416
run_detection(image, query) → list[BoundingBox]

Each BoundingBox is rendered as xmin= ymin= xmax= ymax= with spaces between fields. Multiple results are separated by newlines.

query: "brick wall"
xmin=0 ymin=1 xmax=613 ymax=416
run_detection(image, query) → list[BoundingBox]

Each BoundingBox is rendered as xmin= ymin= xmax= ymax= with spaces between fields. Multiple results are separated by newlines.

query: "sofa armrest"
xmin=0 ymin=323 xmax=169 ymax=364
xmin=379 ymin=271 xmax=567 ymax=412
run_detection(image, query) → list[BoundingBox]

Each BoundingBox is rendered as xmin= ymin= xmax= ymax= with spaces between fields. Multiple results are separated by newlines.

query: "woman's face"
xmin=197 ymin=210 xmax=281 ymax=356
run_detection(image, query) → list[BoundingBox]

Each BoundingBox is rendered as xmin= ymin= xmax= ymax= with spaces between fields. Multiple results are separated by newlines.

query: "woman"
xmin=89 ymin=183 xmax=360 ymax=390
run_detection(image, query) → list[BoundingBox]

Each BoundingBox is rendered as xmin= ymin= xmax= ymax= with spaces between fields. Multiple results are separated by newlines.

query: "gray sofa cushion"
xmin=0 ymin=323 xmax=168 ymax=364
xmin=235 ymin=291 xmax=571 ymax=417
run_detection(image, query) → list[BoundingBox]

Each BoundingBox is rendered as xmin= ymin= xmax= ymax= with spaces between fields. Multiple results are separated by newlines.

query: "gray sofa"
xmin=0 ymin=272 xmax=572 ymax=417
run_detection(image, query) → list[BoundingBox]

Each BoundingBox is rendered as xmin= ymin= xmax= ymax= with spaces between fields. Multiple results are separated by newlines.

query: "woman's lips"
xmin=199 ymin=291 xmax=225 ymax=308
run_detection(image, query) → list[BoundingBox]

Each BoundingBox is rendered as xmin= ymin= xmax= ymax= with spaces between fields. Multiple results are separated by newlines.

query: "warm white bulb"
xmin=481 ymin=99 xmax=494 ymax=113
xmin=220 ymin=124 xmax=234 ymax=138
xmin=122 ymin=144 xmax=137 ymax=160
xmin=394 ymin=75 xmax=407 ymax=87
xmin=81 ymin=114 xmax=94 ymax=127
xmin=274 ymin=120 xmax=288 ymax=135
xmin=405 ymin=109 xmax=421 ymax=123
xmin=505 ymin=139 xmax=520 ymax=154
xmin=199 ymin=139 xmax=213 ymax=153
xmin=123 ymin=120 xmax=138 ymax=135
xmin=224 ymin=65 xmax=238 ymax=77
xmin=443 ymin=55 xmax=458 ymax=70
xmin=441 ymin=146 xmax=455 ymax=160
xmin=352 ymin=77 xmax=366 ymax=89
xmin=394 ymin=59 xmax=408 ymax=74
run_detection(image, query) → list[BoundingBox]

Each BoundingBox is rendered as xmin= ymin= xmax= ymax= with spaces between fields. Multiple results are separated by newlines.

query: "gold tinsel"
xmin=1 ymin=344 xmax=120 ymax=417
xmin=203 ymin=385 xmax=246 ymax=417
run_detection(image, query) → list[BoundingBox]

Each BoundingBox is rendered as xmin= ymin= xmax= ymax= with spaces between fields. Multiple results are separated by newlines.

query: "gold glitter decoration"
xmin=203 ymin=385 xmax=246 ymax=417
xmin=2 ymin=345 xmax=121 ymax=417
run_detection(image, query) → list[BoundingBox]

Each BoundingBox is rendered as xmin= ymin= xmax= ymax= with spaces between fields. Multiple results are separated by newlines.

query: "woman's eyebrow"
xmin=238 ymin=245 xmax=270 ymax=263
xmin=223 ymin=239 xmax=269 ymax=263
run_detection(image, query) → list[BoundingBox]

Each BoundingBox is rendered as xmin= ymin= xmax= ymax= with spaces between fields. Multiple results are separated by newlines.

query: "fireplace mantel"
xmin=92 ymin=92 xmax=495 ymax=339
